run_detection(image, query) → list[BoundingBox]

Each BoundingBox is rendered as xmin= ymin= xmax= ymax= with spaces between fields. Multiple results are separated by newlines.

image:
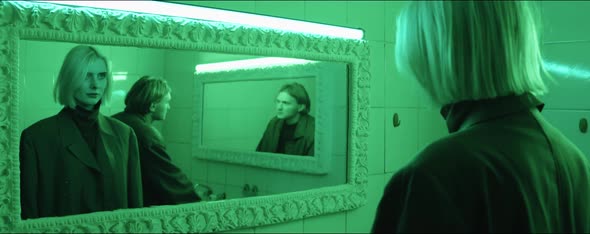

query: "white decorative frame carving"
xmin=194 ymin=61 xmax=347 ymax=175
xmin=0 ymin=1 xmax=370 ymax=233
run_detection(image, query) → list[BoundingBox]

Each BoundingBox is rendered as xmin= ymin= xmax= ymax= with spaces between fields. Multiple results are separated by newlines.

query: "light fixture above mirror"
xmin=36 ymin=0 xmax=365 ymax=39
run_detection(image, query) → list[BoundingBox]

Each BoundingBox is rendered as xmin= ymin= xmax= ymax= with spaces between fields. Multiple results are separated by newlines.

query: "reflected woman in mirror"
xmin=112 ymin=76 xmax=201 ymax=206
xmin=372 ymin=1 xmax=590 ymax=233
xmin=19 ymin=45 xmax=143 ymax=219
xmin=256 ymin=82 xmax=315 ymax=156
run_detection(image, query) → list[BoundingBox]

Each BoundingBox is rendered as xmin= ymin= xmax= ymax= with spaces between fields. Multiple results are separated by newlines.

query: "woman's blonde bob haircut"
xmin=53 ymin=45 xmax=113 ymax=108
xmin=395 ymin=1 xmax=549 ymax=106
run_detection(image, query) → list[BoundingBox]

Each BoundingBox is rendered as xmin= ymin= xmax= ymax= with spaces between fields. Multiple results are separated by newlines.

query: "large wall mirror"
xmin=193 ymin=59 xmax=348 ymax=175
xmin=0 ymin=1 xmax=370 ymax=233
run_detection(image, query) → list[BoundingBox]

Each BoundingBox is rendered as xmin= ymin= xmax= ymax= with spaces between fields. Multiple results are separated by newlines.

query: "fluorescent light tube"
xmin=35 ymin=1 xmax=364 ymax=39
xmin=195 ymin=57 xmax=316 ymax=73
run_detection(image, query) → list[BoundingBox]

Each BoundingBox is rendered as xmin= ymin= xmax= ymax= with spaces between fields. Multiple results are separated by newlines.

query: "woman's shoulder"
xmin=411 ymin=131 xmax=485 ymax=171
xmin=22 ymin=114 xmax=60 ymax=135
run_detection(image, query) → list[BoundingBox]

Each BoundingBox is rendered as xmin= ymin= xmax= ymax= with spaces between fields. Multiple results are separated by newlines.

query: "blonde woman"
xmin=372 ymin=1 xmax=590 ymax=232
xmin=19 ymin=45 xmax=143 ymax=219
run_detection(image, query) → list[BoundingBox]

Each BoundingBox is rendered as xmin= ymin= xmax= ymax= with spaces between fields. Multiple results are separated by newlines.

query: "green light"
xmin=36 ymin=1 xmax=364 ymax=39
xmin=195 ymin=57 xmax=317 ymax=74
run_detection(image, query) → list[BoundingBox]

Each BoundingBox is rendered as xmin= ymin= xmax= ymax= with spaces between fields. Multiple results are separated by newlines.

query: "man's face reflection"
xmin=275 ymin=91 xmax=303 ymax=121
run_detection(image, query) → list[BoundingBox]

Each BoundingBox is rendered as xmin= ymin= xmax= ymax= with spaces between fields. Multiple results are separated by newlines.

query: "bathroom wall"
xmin=537 ymin=1 xmax=590 ymax=159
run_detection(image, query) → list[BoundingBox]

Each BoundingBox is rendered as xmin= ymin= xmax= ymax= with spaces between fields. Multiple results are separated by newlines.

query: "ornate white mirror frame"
xmin=193 ymin=60 xmax=347 ymax=174
xmin=0 ymin=1 xmax=370 ymax=232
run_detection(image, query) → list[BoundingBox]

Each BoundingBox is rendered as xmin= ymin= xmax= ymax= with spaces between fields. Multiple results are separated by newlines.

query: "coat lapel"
xmin=58 ymin=109 xmax=101 ymax=172
xmin=96 ymin=115 xmax=120 ymax=172
xmin=293 ymin=114 xmax=313 ymax=139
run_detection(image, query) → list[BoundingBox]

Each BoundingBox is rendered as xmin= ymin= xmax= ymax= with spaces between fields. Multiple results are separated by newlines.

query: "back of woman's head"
xmin=124 ymin=75 xmax=171 ymax=115
xmin=395 ymin=1 xmax=548 ymax=106
xmin=53 ymin=45 xmax=112 ymax=108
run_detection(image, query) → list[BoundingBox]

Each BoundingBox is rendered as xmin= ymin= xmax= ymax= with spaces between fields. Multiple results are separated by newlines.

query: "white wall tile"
xmin=190 ymin=159 xmax=209 ymax=183
xmin=166 ymin=142 xmax=193 ymax=178
xmin=540 ymin=1 xmax=590 ymax=43
xmin=540 ymin=42 xmax=590 ymax=110
xmin=542 ymin=110 xmax=590 ymax=159
xmin=304 ymin=1 xmax=347 ymax=27
xmin=417 ymin=108 xmax=448 ymax=151
xmin=303 ymin=212 xmax=346 ymax=233
xmin=162 ymin=107 xmax=193 ymax=144
xmin=110 ymin=45 xmax=138 ymax=74
xmin=384 ymin=42 xmax=420 ymax=108
xmin=137 ymin=48 xmax=165 ymax=77
xmin=166 ymin=71 xmax=195 ymax=109
xmin=255 ymin=219 xmax=304 ymax=233
xmin=384 ymin=1 xmax=409 ymax=43
xmin=347 ymin=1 xmax=385 ymax=42
xmin=25 ymin=40 xmax=75 ymax=73
xmin=164 ymin=50 xmax=197 ymax=74
xmin=255 ymin=1 xmax=305 ymax=20
xmin=172 ymin=1 xmax=256 ymax=14
xmin=384 ymin=108 xmax=418 ymax=173
xmin=207 ymin=161 xmax=228 ymax=185
xmin=369 ymin=41 xmax=385 ymax=107
xmin=243 ymin=167 xmax=271 ymax=193
xmin=368 ymin=107 xmax=385 ymax=175
xmin=345 ymin=174 xmax=386 ymax=233
xmin=225 ymin=164 xmax=247 ymax=187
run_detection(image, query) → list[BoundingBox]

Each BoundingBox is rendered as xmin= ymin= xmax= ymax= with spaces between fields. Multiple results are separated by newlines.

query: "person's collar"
xmin=440 ymin=92 xmax=545 ymax=133
xmin=124 ymin=107 xmax=153 ymax=124
xmin=69 ymin=101 xmax=101 ymax=123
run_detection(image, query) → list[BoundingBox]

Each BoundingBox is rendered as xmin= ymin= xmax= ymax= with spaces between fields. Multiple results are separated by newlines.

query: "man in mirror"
xmin=112 ymin=76 xmax=202 ymax=207
xmin=256 ymin=82 xmax=315 ymax=156
xmin=19 ymin=45 xmax=143 ymax=219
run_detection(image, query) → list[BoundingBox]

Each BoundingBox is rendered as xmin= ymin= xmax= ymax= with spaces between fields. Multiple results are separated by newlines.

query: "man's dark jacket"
xmin=112 ymin=110 xmax=200 ymax=207
xmin=256 ymin=114 xmax=315 ymax=156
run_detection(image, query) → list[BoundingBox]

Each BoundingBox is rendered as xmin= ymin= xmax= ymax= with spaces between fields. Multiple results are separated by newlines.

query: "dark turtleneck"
xmin=439 ymin=92 xmax=544 ymax=133
xmin=65 ymin=102 xmax=101 ymax=156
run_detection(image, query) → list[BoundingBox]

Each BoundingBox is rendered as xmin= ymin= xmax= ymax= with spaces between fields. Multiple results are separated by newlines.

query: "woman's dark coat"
xmin=19 ymin=108 xmax=143 ymax=219
xmin=372 ymin=93 xmax=590 ymax=233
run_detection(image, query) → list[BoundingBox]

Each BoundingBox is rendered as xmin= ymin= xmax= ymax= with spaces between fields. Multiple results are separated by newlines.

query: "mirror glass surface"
xmin=201 ymin=76 xmax=317 ymax=154
xmin=18 ymin=39 xmax=348 ymax=219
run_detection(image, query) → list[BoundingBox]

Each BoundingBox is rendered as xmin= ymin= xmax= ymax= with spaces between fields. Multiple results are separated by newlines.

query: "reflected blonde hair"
xmin=53 ymin=45 xmax=113 ymax=108
xmin=395 ymin=1 xmax=550 ymax=106
xmin=124 ymin=75 xmax=171 ymax=115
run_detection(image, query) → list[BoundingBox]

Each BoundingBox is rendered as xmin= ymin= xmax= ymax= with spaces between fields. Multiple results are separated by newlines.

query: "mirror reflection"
xmin=18 ymin=39 xmax=348 ymax=220
xmin=201 ymin=78 xmax=316 ymax=156
xmin=256 ymin=82 xmax=315 ymax=156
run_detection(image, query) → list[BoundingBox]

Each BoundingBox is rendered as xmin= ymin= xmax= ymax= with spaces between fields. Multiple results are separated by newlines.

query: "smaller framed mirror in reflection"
xmin=193 ymin=58 xmax=349 ymax=174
